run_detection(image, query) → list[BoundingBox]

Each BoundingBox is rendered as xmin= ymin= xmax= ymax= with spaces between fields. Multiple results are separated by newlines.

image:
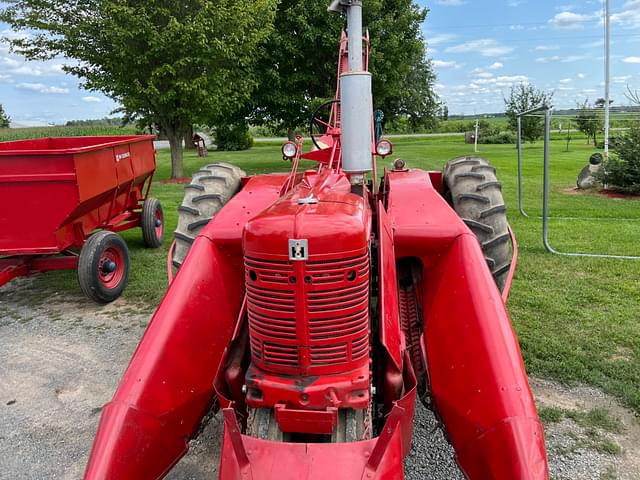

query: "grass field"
xmin=16 ymin=134 xmax=640 ymax=415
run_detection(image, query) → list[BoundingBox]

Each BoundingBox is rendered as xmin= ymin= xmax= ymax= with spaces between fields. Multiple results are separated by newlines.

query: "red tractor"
xmin=85 ymin=1 xmax=548 ymax=478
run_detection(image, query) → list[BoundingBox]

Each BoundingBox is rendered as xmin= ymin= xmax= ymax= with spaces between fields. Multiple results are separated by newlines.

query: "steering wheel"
xmin=309 ymin=99 xmax=340 ymax=150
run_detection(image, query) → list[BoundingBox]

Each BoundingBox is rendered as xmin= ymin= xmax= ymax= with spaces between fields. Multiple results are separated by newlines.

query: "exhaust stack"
xmin=330 ymin=0 xmax=373 ymax=174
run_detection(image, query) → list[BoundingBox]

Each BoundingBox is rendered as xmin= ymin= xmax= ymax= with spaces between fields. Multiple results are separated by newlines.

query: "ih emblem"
xmin=288 ymin=239 xmax=309 ymax=261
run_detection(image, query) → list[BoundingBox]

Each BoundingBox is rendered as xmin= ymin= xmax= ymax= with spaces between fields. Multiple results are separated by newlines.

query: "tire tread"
xmin=173 ymin=162 xmax=245 ymax=267
xmin=443 ymin=156 xmax=512 ymax=291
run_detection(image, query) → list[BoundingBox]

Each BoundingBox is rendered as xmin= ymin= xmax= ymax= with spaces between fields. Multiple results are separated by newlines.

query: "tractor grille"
xmin=245 ymin=252 xmax=370 ymax=375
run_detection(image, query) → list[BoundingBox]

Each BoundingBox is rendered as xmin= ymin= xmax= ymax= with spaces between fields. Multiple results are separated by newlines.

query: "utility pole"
xmin=474 ymin=119 xmax=479 ymax=153
xmin=604 ymin=0 xmax=611 ymax=159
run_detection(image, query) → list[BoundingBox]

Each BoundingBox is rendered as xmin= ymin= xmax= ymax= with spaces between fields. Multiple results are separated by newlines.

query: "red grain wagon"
xmin=0 ymin=135 xmax=164 ymax=303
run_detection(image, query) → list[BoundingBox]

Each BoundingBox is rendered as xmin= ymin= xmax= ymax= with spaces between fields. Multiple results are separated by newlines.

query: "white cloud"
xmin=16 ymin=83 xmax=69 ymax=94
xmin=534 ymin=45 xmax=559 ymax=51
xmin=427 ymin=34 xmax=458 ymax=46
xmin=433 ymin=60 xmax=463 ymax=69
xmin=559 ymin=78 xmax=573 ymax=84
xmin=488 ymin=62 xmax=504 ymax=70
xmin=473 ymin=75 xmax=529 ymax=87
xmin=549 ymin=11 xmax=597 ymax=29
xmin=623 ymin=56 xmax=640 ymax=64
xmin=10 ymin=64 xmax=64 ymax=76
xmin=495 ymin=75 xmax=528 ymax=83
xmin=536 ymin=55 xmax=586 ymax=63
xmin=81 ymin=96 xmax=102 ymax=103
xmin=611 ymin=0 xmax=640 ymax=29
xmin=0 ymin=57 xmax=20 ymax=68
xmin=436 ymin=0 xmax=466 ymax=5
xmin=446 ymin=38 xmax=514 ymax=57
xmin=613 ymin=75 xmax=632 ymax=84
xmin=577 ymin=73 xmax=586 ymax=79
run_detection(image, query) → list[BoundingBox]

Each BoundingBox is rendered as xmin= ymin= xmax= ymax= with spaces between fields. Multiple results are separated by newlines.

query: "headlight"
xmin=376 ymin=139 xmax=393 ymax=157
xmin=282 ymin=141 xmax=298 ymax=159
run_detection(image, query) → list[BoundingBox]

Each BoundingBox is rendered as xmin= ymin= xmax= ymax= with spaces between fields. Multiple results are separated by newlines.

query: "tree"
xmin=0 ymin=104 xmax=10 ymax=128
xmin=625 ymin=85 xmax=640 ymax=106
xmin=575 ymin=100 xmax=603 ymax=145
xmin=595 ymin=97 xmax=613 ymax=108
xmin=598 ymin=123 xmax=640 ymax=194
xmin=1 ymin=0 xmax=277 ymax=178
xmin=504 ymin=83 xmax=553 ymax=142
xmin=440 ymin=104 xmax=449 ymax=121
xmin=242 ymin=0 xmax=438 ymax=133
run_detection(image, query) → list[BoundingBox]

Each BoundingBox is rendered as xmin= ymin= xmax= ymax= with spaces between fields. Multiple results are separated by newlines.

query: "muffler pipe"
xmin=332 ymin=0 xmax=373 ymax=174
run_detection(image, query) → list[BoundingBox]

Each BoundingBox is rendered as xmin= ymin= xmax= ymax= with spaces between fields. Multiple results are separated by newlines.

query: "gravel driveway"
xmin=1 ymin=277 xmax=637 ymax=480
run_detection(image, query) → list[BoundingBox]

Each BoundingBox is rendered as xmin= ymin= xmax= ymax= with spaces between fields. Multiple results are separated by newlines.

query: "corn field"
xmin=0 ymin=125 xmax=140 ymax=142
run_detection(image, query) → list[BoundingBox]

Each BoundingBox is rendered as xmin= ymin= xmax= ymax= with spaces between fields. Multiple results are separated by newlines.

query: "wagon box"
xmin=0 ymin=135 xmax=164 ymax=302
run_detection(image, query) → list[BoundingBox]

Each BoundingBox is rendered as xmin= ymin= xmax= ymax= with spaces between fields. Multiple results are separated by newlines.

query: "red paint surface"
xmin=0 ymin=135 xmax=155 ymax=256
xmin=84 ymin=167 xmax=547 ymax=479
xmin=83 ymin=28 xmax=547 ymax=480
xmin=386 ymin=169 xmax=548 ymax=478
xmin=244 ymin=170 xmax=372 ymax=412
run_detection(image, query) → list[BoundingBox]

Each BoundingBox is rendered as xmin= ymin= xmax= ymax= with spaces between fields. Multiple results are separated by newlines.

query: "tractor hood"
xmin=243 ymin=170 xmax=371 ymax=260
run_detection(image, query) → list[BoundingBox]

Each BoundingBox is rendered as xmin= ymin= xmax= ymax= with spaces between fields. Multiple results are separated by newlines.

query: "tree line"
xmin=1 ymin=0 xmax=439 ymax=178
xmin=503 ymin=83 xmax=637 ymax=146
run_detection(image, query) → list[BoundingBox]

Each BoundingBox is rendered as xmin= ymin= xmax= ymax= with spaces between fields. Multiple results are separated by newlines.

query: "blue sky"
xmin=421 ymin=0 xmax=640 ymax=115
xmin=0 ymin=1 xmax=639 ymax=124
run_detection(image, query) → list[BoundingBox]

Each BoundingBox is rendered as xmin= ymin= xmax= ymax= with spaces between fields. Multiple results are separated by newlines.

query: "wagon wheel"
xmin=141 ymin=197 xmax=164 ymax=248
xmin=309 ymin=99 xmax=340 ymax=150
xmin=78 ymin=231 xmax=130 ymax=303
xmin=443 ymin=156 xmax=511 ymax=292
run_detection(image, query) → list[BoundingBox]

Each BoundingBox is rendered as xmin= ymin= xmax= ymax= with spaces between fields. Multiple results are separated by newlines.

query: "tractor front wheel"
xmin=78 ymin=231 xmax=130 ymax=303
xmin=443 ymin=156 xmax=511 ymax=292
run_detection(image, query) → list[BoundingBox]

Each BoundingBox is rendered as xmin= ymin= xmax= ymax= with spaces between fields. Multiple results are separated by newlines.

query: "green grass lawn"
xmin=16 ymin=135 xmax=640 ymax=414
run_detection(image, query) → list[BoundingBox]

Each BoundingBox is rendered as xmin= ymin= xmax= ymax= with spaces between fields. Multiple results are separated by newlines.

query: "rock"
xmin=577 ymin=160 xmax=602 ymax=189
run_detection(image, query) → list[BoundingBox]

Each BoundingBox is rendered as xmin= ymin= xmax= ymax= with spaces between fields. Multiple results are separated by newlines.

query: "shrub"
xmin=250 ymin=123 xmax=292 ymax=138
xmin=595 ymin=136 xmax=621 ymax=151
xmin=476 ymin=120 xmax=500 ymax=138
xmin=215 ymin=123 xmax=254 ymax=151
xmin=598 ymin=124 xmax=640 ymax=194
xmin=479 ymin=131 xmax=516 ymax=144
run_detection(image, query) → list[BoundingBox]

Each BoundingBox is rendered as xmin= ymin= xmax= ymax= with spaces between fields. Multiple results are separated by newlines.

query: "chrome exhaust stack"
xmin=329 ymin=0 xmax=373 ymax=175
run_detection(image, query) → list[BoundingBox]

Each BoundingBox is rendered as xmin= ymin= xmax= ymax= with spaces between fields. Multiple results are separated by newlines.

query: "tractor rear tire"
xmin=246 ymin=408 xmax=284 ymax=441
xmin=443 ymin=156 xmax=511 ymax=292
xmin=332 ymin=409 xmax=368 ymax=442
xmin=173 ymin=163 xmax=245 ymax=268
